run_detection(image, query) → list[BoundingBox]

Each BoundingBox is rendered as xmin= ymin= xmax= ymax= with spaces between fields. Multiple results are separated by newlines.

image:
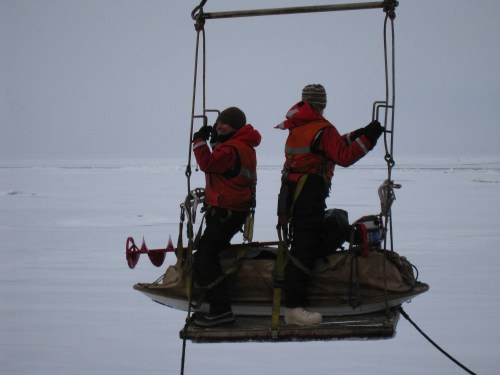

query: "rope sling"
xmin=179 ymin=1 xmax=399 ymax=371
xmin=177 ymin=1 xmax=478 ymax=374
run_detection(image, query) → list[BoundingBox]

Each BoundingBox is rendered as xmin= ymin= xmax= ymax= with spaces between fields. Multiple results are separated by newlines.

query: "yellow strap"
xmin=270 ymin=175 xmax=308 ymax=337
xmin=288 ymin=174 xmax=308 ymax=220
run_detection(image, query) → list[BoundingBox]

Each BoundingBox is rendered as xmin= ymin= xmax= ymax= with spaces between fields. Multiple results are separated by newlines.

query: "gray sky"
xmin=2 ymin=0 xmax=499 ymax=161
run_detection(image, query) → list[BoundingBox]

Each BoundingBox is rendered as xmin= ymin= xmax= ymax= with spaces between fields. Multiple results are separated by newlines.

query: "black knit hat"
xmin=302 ymin=84 xmax=327 ymax=110
xmin=218 ymin=107 xmax=247 ymax=130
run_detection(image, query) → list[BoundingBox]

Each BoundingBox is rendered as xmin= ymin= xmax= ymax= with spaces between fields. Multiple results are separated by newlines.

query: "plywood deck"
xmin=180 ymin=307 xmax=400 ymax=343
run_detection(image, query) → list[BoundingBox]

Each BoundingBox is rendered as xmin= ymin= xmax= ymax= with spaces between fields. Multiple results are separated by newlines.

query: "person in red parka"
xmin=276 ymin=84 xmax=383 ymax=326
xmin=192 ymin=107 xmax=261 ymax=327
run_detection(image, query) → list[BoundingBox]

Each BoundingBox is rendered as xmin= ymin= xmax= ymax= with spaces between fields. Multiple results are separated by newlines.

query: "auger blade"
xmin=166 ymin=235 xmax=174 ymax=251
xmin=126 ymin=237 xmax=141 ymax=269
xmin=147 ymin=235 xmax=175 ymax=267
xmin=126 ymin=235 xmax=185 ymax=268
xmin=148 ymin=250 xmax=166 ymax=267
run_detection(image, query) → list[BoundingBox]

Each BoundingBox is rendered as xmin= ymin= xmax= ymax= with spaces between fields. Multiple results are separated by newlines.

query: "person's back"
xmin=276 ymin=84 xmax=383 ymax=325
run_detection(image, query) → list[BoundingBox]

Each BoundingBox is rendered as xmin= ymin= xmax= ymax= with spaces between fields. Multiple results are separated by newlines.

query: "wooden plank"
xmin=180 ymin=308 xmax=400 ymax=343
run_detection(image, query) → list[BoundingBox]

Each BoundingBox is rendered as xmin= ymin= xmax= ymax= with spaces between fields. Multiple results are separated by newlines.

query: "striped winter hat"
xmin=302 ymin=84 xmax=327 ymax=110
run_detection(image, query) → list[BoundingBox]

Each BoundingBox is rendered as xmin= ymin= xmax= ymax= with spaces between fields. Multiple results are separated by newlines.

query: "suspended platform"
xmin=133 ymin=244 xmax=428 ymax=344
xmin=180 ymin=307 xmax=400 ymax=343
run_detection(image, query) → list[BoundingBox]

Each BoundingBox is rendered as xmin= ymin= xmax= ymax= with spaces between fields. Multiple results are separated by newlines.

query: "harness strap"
xmin=288 ymin=174 xmax=308 ymax=220
xmin=174 ymin=206 xmax=186 ymax=269
xmin=193 ymin=246 xmax=246 ymax=291
xmin=185 ymin=212 xmax=206 ymax=306
xmin=271 ymin=173 xmax=309 ymax=338
xmin=189 ymin=207 xmax=251 ymax=308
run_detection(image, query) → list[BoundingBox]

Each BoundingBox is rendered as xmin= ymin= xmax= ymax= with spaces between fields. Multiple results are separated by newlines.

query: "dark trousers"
xmin=193 ymin=207 xmax=247 ymax=313
xmin=285 ymin=175 xmax=327 ymax=308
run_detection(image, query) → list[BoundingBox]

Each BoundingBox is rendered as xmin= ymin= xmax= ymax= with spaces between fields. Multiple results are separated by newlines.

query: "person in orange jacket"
xmin=192 ymin=107 xmax=261 ymax=327
xmin=276 ymin=84 xmax=383 ymax=325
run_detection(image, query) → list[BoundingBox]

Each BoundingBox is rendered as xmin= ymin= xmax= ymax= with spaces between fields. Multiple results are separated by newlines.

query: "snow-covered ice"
xmin=1 ymin=157 xmax=499 ymax=374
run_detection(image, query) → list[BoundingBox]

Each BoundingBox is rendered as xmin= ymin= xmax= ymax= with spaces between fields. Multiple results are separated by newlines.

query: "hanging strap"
xmin=271 ymin=226 xmax=287 ymax=338
xmin=243 ymin=184 xmax=257 ymax=242
xmin=347 ymin=255 xmax=361 ymax=308
xmin=174 ymin=205 xmax=186 ymax=269
xmin=184 ymin=211 xmax=206 ymax=307
xmin=243 ymin=209 xmax=255 ymax=242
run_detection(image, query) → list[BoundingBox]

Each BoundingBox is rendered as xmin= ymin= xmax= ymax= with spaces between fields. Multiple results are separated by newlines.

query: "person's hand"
xmin=363 ymin=120 xmax=384 ymax=145
xmin=209 ymin=126 xmax=218 ymax=148
xmin=193 ymin=125 xmax=213 ymax=141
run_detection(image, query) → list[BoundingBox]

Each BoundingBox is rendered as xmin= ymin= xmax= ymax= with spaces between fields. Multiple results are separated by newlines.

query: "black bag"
xmin=320 ymin=208 xmax=350 ymax=255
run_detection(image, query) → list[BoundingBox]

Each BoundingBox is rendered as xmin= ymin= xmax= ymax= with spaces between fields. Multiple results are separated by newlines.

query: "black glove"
xmin=363 ymin=120 xmax=384 ymax=146
xmin=209 ymin=126 xmax=218 ymax=148
xmin=193 ymin=125 xmax=213 ymax=141
xmin=350 ymin=128 xmax=364 ymax=140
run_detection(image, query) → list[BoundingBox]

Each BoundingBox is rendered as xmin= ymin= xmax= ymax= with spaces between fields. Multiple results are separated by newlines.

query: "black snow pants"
xmin=284 ymin=175 xmax=328 ymax=308
xmin=193 ymin=207 xmax=247 ymax=313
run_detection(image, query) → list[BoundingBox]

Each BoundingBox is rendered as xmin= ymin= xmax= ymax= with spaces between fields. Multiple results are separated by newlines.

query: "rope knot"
xmin=192 ymin=0 xmax=207 ymax=31
xmin=384 ymin=0 xmax=398 ymax=19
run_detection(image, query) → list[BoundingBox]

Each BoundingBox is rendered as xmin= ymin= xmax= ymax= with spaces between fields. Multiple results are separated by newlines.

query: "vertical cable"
xmin=180 ymin=7 xmax=206 ymax=371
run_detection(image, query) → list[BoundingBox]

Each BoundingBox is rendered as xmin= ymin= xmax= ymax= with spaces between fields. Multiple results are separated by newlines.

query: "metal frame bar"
xmin=198 ymin=1 xmax=387 ymax=20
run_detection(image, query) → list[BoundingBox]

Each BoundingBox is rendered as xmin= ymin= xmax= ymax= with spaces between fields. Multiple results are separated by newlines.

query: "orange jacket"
xmin=193 ymin=125 xmax=261 ymax=211
xmin=277 ymin=101 xmax=374 ymax=182
xmin=284 ymin=119 xmax=335 ymax=181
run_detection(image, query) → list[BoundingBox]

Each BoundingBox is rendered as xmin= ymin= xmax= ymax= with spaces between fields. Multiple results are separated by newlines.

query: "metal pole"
xmin=199 ymin=1 xmax=387 ymax=20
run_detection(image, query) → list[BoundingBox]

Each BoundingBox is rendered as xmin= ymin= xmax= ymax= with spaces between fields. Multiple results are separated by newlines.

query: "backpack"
xmin=320 ymin=208 xmax=350 ymax=255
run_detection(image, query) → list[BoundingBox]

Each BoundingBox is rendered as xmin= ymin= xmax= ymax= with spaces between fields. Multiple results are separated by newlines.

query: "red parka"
xmin=193 ymin=124 xmax=261 ymax=211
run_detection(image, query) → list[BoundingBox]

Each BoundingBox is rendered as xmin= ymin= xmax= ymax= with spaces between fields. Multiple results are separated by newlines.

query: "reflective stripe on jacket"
xmin=205 ymin=139 xmax=257 ymax=211
xmin=284 ymin=119 xmax=335 ymax=181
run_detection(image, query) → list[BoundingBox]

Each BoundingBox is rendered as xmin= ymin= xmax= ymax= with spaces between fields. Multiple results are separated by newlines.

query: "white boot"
xmin=285 ymin=307 xmax=322 ymax=326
